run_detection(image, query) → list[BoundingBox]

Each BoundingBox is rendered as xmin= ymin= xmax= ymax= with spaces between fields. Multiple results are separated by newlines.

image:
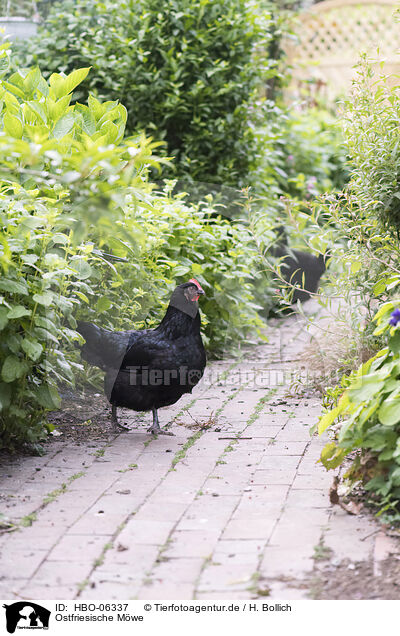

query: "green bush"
xmin=318 ymin=301 xmax=400 ymax=521
xmin=342 ymin=55 xmax=400 ymax=232
xmin=14 ymin=0 xmax=280 ymax=185
xmin=0 ymin=53 xmax=268 ymax=449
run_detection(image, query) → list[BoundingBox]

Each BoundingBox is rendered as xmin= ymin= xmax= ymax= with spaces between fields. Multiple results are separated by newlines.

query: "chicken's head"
xmin=169 ymin=278 xmax=205 ymax=317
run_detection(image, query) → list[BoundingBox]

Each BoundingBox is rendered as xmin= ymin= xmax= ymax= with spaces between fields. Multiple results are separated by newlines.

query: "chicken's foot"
xmin=147 ymin=408 xmax=174 ymax=436
xmin=111 ymin=404 xmax=130 ymax=432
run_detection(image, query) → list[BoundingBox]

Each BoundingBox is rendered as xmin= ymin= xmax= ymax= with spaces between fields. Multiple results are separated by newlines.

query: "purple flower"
xmin=389 ymin=308 xmax=400 ymax=326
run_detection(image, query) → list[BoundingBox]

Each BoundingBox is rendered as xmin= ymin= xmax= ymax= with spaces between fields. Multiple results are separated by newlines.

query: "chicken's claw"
xmin=147 ymin=425 xmax=175 ymax=436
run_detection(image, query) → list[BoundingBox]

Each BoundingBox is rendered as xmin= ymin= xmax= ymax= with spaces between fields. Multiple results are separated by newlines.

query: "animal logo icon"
xmin=3 ymin=602 xmax=50 ymax=634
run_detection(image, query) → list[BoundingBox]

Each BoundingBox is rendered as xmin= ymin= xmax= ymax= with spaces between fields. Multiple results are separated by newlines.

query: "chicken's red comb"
xmin=189 ymin=278 xmax=204 ymax=292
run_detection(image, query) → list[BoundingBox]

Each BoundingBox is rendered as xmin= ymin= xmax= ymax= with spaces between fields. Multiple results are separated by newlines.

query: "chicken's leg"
xmin=111 ymin=404 xmax=130 ymax=432
xmin=147 ymin=408 xmax=174 ymax=436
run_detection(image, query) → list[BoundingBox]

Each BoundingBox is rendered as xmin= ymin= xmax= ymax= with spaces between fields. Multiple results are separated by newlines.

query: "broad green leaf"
xmin=7 ymin=306 xmax=31 ymax=319
xmin=48 ymin=95 xmax=72 ymax=122
xmin=373 ymin=279 xmax=387 ymax=296
xmin=34 ymin=383 xmax=61 ymax=409
xmin=62 ymin=67 xmax=91 ymax=96
xmin=23 ymin=66 xmax=42 ymax=94
xmin=50 ymin=67 xmax=90 ymax=99
xmin=0 ymin=278 xmax=28 ymax=295
xmin=378 ymin=391 xmax=400 ymax=426
xmin=1 ymin=355 xmax=27 ymax=383
xmin=88 ymin=93 xmax=106 ymax=120
xmin=348 ymin=372 xmax=387 ymax=403
xmin=32 ymin=291 xmax=54 ymax=306
xmin=320 ymin=441 xmax=347 ymax=470
xmin=389 ymin=331 xmax=400 ymax=355
xmin=3 ymin=112 xmax=23 ymax=138
xmin=70 ymin=259 xmax=93 ymax=279
xmin=96 ymin=296 xmax=112 ymax=312
xmin=21 ymin=338 xmax=43 ymax=361
xmin=52 ymin=112 xmax=75 ymax=139
xmin=0 ymin=306 xmax=8 ymax=329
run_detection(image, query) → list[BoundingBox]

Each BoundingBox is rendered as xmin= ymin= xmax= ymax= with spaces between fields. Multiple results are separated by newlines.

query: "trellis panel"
xmin=285 ymin=0 xmax=400 ymax=101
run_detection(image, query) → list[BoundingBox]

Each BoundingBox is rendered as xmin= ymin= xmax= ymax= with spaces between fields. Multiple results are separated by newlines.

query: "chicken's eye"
xmin=184 ymin=286 xmax=198 ymax=302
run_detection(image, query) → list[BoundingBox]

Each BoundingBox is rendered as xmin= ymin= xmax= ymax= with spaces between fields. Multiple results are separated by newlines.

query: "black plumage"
xmin=77 ymin=279 xmax=206 ymax=435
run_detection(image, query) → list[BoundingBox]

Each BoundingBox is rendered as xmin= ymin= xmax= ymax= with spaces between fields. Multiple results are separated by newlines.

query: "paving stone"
xmin=214 ymin=539 xmax=265 ymax=555
xmin=48 ymin=534 xmax=107 ymax=561
xmin=222 ymin=518 xmax=276 ymax=540
xmin=258 ymin=455 xmax=301 ymax=471
xmin=198 ymin=562 xmax=256 ymax=591
xmin=32 ymin=560 xmax=92 ymax=586
xmin=164 ymin=530 xmax=220 ymax=558
xmin=80 ymin=581 xmax=140 ymax=599
xmin=136 ymin=582 xmax=195 ymax=600
xmin=262 ymin=580 xmax=309 ymax=600
xmin=252 ymin=470 xmax=296 ymax=486
xmin=284 ymin=489 xmax=329 ymax=509
xmin=150 ymin=557 xmax=204 ymax=584
xmin=118 ymin=520 xmax=175 ymax=546
xmin=260 ymin=546 xmax=314 ymax=578
xmin=18 ymin=583 xmax=79 ymax=600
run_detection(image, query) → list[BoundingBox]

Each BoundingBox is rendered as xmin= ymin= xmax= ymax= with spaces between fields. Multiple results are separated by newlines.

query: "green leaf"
xmin=7 ymin=306 xmax=31 ymax=319
xmin=70 ymin=259 xmax=93 ymax=280
xmin=0 ymin=306 xmax=8 ymax=329
xmin=318 ymin=406 xmax=341 ymax=435
xmin=52 ymin=112 xmax=75 ymax=139
xmin=0 ymin=278 xmax=28 ymax=295
xmin=32 ymin=291 xmax=54 ymax=306
xmin=21 ymin=338 xmax=43 ymax=361
xmin=320 ymin=441 xmax=347 ymax=470
xmin=389 ymin=331 xmax=400 ymax=355
xmin=3 ymin=112 xmax=23 ymax=138
xmin=348 ymin=372 xmax=387 ymax=403
xmin=50 ymin=67 xmax=91 ymax=99
xmin=34 ymin=384 xmax=61 ymax=409
xmin=378 ymin=391 xmax=400 ymax=426
xmin=318 ymin=392 xmax=349 ymax=434
xmin=23 ymin=66 xmax=42 ymax=94
xmin=96 ymin=296 xmax=112 ymax=312
xmin=350 ymin=261 xmax=362 ymax=274
xmin=62 ymin=67 xmax=91 ymax=96
xmin=373 ymin=279 xmax=387 ymax=296
xmin=1 ymin=355 xmax=27 ymax=383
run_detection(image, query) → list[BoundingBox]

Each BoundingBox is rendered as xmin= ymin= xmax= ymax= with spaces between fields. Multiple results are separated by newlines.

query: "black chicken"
xmin=77 ymin=279 xmax=206 ymax=435
xmin=270 ymin=226 xmax=326 ymax=303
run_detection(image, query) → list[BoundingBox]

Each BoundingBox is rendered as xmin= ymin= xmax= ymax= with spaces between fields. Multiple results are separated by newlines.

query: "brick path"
xmin=0 ymin=307 xmax=393 ymax=600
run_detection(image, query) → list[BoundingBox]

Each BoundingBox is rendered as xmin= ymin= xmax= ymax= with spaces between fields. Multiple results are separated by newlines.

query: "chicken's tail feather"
xmin=77 ymin=320 xmax=129 ymax=370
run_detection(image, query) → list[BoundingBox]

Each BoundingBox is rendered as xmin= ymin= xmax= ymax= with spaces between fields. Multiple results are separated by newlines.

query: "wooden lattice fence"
xmin=285 ymin=0 xmax=400 ymax=102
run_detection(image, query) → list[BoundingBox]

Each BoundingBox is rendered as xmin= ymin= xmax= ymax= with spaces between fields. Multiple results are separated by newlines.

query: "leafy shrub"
xmin=342 ymin=55 xmax=400 ymax=232
xmin=14 ymin=0 xmax=280 ymax=185
xmin=0 ymin=53 xmax=267 ymax=449
xmin=318 ymin=301 xmax=400 ymax=521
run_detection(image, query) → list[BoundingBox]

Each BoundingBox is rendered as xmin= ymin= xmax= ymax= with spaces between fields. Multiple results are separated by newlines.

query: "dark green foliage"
xmin=14 ymin=0 xmax=279 ymax=185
